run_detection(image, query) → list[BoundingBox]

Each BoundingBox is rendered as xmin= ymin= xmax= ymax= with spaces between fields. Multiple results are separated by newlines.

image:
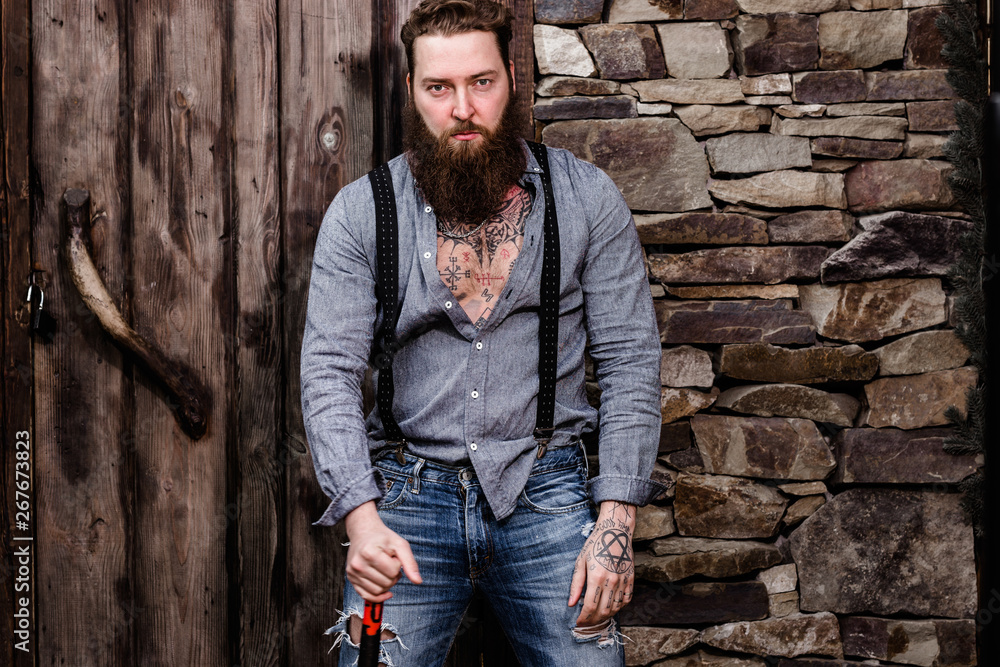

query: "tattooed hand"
xmin=568 ymin=501 xmax=636 ymax=626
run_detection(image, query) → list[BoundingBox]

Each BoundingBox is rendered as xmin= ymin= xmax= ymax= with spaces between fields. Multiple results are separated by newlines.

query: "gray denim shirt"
xmin=301 ymin=139 xmax=668 ymax=527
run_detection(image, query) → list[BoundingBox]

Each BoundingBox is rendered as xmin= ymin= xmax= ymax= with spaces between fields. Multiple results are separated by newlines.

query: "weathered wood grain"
xmin=500 ymin=0 xmax=536 ymax=140
xmin=2 ymin=2 xmax=35 ymax=666
xmin=233 ymin=0 xmax=285 ymax=665
xmin=129 ymin=0 xmax=229 ymax=663
xmin=280 ymin=1 xmax=374 ymax=664
xmin=30 ymin=1 xmax=135 ymax=665
xmin=373 ymin=0 xmax=422 ymax=164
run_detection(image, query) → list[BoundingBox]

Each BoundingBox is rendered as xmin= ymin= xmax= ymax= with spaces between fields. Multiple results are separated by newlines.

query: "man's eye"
xmin=429 ymin=85 xmax=446 ymax=93
xmin=476 ymin=79 xmax=491 ymax=86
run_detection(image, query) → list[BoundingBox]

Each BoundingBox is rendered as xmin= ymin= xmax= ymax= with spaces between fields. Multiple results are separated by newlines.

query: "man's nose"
xmin=452 ymin=89 xmax=473 ymax=121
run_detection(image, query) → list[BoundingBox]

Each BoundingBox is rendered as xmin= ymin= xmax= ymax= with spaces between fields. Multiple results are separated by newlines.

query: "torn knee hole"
xmin=348 ymin=613 xmax=397 ymax=644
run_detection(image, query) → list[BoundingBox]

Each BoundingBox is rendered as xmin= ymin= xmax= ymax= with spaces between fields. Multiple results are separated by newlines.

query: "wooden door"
xmin=1 ymin=1 xmax=533 ymax=665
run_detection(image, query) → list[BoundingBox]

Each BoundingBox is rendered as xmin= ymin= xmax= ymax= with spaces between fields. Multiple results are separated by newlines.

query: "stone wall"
xmin=533 ymin=1 xmax=981 ymax=665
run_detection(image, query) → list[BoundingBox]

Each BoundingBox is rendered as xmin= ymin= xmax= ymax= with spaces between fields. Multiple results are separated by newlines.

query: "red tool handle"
xmin=358 ymin=600 xmax=383 ymax=667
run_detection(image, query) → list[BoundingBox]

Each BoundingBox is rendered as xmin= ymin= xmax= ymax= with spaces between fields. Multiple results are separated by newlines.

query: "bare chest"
xmin=436 ymin=187 xmax=531 ymax=328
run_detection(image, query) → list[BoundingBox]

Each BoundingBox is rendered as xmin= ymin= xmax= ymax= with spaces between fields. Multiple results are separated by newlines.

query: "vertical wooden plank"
xmin=1 ymin=2 xmax=35 ymax=666
xmin=372 ymin=0 xmax=422 ymax=164
xmin=279 ymin=0 xmax=373 ymax=663
xmin=500 ymin=0 xmax=535 ymax=140
xmin=232 ymin=0 xmax=285 ymax=664
xmin=29 ymin=0 xmax=135 ymax=665
xmin=129 ymin=1 xmax=230 ymax=664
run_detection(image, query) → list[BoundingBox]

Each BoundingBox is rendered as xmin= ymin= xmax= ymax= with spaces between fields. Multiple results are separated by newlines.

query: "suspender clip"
xmin=533 ymin=427 xmax=555 ymax=459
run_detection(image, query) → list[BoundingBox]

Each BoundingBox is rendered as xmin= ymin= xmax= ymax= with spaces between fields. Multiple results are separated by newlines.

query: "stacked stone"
xmin=535 ymin=1 xmax=981 ymax=665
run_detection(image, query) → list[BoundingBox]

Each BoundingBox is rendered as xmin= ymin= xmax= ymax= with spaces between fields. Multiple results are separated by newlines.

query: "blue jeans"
xmin=325 ymin=443 xmax=626 ymax=666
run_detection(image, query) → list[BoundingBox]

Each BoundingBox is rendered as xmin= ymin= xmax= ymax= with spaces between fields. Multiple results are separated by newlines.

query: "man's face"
xmin=407 ymin=30 xmax=516 ymax=153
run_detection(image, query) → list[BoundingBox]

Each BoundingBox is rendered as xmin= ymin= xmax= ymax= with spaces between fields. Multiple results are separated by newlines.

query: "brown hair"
xmin=401 ymin=0 xmax=514 ymax=78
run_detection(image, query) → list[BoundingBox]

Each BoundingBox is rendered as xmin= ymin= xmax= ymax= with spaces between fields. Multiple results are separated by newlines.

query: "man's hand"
xmin=568 ymin=501 xmax=636 ymax=626
xmin=344 ymin=501 xmax=422 ymax=602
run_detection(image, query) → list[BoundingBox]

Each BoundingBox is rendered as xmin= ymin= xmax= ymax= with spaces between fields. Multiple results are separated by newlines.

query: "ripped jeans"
xmin=326 ymin=443 xmax=626 ymax=666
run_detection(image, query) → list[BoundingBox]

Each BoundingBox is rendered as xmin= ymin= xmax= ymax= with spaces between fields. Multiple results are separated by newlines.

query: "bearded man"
xmin=299 ymin=1 xmax=666 ymax=665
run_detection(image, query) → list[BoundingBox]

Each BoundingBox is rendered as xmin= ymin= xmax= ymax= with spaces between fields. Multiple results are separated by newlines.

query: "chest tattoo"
xmin=436 ymin=185 xmax=531 ymax=328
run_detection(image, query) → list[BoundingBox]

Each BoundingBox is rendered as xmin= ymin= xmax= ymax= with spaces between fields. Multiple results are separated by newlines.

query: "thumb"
xmin=568 ymin=557 xmax=586 ymax=607
xmin=388 ymin=537 xmax=422 ymax=585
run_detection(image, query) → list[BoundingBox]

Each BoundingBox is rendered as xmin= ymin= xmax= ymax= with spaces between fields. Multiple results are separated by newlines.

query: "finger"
xmin=387 ymin=537 xmax=422 ymax=584
xmin=354 ymin=548 xmax=406 ymax=587
xmin=352 ymin=581 xmax=393 ymax=604
xmin=577 ymin=577 xmax=606 ymax=626
xmin=567 ymin=557 xmax=586 ymax=607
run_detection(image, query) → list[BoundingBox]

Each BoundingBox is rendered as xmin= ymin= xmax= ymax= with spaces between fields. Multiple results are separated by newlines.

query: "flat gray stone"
xmin=706 ymin=133 xmax=812 ymax=174
xmin=634 ymin=504 xmax=676 ymax=541
xmin=758 ymin=564 xmax=799 ymax=594
xmin=631 ymin=78 xmax=745 ymax=104
xmin=860 ymin=366 xmax=978 ymax=429
xmin=840 ymin=616 xmax=976 ymax=667
xmin=635 ymin=212 xmax=769 ymax=245
xmin=607 ymin=0 xmax=684 ymax=22
xmin=533 ymin=95 xmax=637 ymax=120
xmin=904 ymin=133 xmax=948 ymax=158
xmin=865 ymin=69 xmax=955 ymax=100
xmin=674 ymin=472 xmax=788 ymax=538
xmin=821 ymin=211 xmax=972 ymax=282
xmin=685 ymin=0 xmax=740 ymax=20
xmin=658 ymin=22 xmax=732 ymax=79
xmin=622 ymin=626 xmax=699 ymax=665
xmin=771 ymin=114 xmax=908 ymax=140
xmin=675 ymin=104 xmax=771 ymax=136
xmin=535 ymin=0 xmax=604 ymax=24
xmin=907 ymin=99 xmax=958 ymax=131
xmin=700 ymin=612 xmax=844 ymax=658
xmin=666 ymin=284 xmax=800 ymax=300
xmin=661 ymin=345 xmax=716 ymax=388
xmin=778 ymin=481 xmax=829 ymax=495
xmin=715 ymin=383 xmax=860 ymax=426
xmin=774 ymin=103 xmax=826 ymax=118
xmin=649 ymin=246 xmax=832 ymax=285
xmin=811 ymin=137 xmax=904 ymax=159
xmin=691 ymin=414 xmax=838 ymax=479
xmin=640 ymin=536 xmax=783 ymax=581
xmin=736 ymin=0 xmax=849 ymax=10
xmin=792 ymin=70 xmax=867 ymax=103
xmin=825 ymin=101 xmax=907 ymax=116
xmin=636 ymin=101 xmax=674 ymax=115
xmin=818 ymin=10 xmax=908 ymax=69
xmin=734 ymin=13 xmax=820 ymax=76
xmin=621 ymin=580 xmax=770 ymax=626
xmin=533 ymin=25 xmax=597 ymax=77
xmin=798 ymin=278 xmax=947 ymax=343
xmin=741 ymin=73 xmax=793 ymax=95
xmin=789 ymin=488 xmax=977 ymax=618
xmin=661 ymin=386 xmax=720 ymax=424
xmin=655 ymin=300 xmax=817 ymax=345
xmin=542 ymin=118 xmax=712 ymax=212
xmin=767 ymin=210 xmax=854 ymax=243
xmin=873 ymin=329 xmax=970 ymax=376
xmin=708 ymin=170 xmax=847 ymax=209
xmin=535 ymin=76 xmax=622 ymax=97
xmin=783 ymin=495 xmax=827 ymax=526
xmin=717 ymin=343 xmax=879 ymax=383
xmin=832 ymin=426 xmax=980 ymax=484
xmin=580 ymin=23 xmax=666 ymax=80
xmin=845 ymin=159 xmax=954 ymax=213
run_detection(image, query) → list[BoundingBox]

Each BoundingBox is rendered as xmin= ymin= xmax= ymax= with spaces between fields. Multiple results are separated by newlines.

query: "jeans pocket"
xmin=519 ymin=464 xmax=591 ymax=514
xmin=374 ymin=468 xmax=409 ymax=511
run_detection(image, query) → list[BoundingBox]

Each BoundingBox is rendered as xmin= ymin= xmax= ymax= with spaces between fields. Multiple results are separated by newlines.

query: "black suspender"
xmin=367 ymin=141 xmax=560 ymax=457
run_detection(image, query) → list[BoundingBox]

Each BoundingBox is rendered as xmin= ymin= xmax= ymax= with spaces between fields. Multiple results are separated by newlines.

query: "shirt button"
xmin=425 ymin=206 xmax=432 ymax=213
xmin=476 ymin=342 xmax=483 ymax=350
xmin=471 ymin=390 xmax=479 ymax=399
xmin=445 ymin=301 xmax=453 ymax=309
xmin=423 ymin=251 xmax=431 ymax=259
xmin=470 ymin=443 xmax=478 ymax=451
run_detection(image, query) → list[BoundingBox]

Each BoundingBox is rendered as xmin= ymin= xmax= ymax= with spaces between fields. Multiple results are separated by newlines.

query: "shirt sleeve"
xmin=576 ymin=163 xmax=669 ymax=508
xmin=300 ymin=187 xmax=383 ymax=527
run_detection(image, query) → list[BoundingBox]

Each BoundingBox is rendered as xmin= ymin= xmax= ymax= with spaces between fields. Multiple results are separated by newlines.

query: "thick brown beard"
xmin=402 ymin=90 xmax=527 ymax=228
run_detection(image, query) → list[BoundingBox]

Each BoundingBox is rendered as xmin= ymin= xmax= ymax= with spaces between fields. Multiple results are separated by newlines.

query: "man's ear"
xmin=508 ymin=60 xmax=516 ymax=95
xmin=406 ymin=72 xmax=412 ymax=99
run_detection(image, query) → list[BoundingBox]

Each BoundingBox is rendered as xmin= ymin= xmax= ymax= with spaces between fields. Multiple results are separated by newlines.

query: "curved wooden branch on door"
xmin=63 ymin=188 xmax=211 ymax=439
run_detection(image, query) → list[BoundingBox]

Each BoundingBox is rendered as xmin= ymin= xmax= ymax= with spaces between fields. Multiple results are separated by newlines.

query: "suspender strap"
xmin=526 ymin=141 xmax=561 ymax=455
xmin=368 ymin=163 xmax=406 ymax=443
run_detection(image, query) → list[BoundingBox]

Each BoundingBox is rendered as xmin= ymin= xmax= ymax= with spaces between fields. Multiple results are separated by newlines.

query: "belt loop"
xmin=411 ymin=459 xmax=425 ymax=494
